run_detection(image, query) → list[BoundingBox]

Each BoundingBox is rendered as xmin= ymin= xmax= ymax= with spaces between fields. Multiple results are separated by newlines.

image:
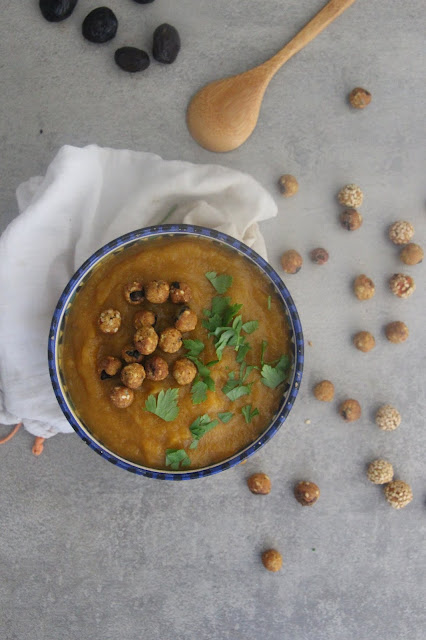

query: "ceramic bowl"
xmin=48 ymin=224 xmax=303 ymax=479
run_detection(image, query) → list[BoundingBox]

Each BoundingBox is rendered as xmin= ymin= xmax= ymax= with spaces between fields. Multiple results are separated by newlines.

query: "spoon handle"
xmin=263 ymin=0 xmax=358 ymax=77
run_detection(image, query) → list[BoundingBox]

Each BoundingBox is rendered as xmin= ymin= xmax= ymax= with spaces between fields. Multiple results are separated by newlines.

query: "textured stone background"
xmin=1 ymin=1 xmax=425 ymax=639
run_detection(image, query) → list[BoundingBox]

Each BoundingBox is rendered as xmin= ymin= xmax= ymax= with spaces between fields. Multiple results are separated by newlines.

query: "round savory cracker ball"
xmin=170 ymin=281 xmax=192 ymax=304
xmin=353 ymin=331 xmax=375 ymax=352
xmin=375 ymin=405 xmax=401 ymax=431
xmin=340 ymin=208 xmax=363 ymax=231
xmin=294 ymin=481 xmax=320 ymax=506
xmin=134 ymin=309 xmax=157 ymax=329
xmin=280 ymin=250 xmax=302 ymax=274
xmin=145 ymin=280 xmax=170 ymax=304
xmin=134 ymin=326 xmax=159 ymax=355
xmin=175 ymin=307 xmax=198 ymax=332
xmin=262 ymin=549 xmax=283 ymax=572
xmin=367 ymin=459 xmax=394 ymax=485
xmin=98 ymin=309 xmax=121 ymax=334
xmin=310 ymin=248 xmax=329 ymax=265
xmin=389 ymin=221 xmax=414 ymax=245
xmin=384 ymin=481 xmax=413 ymax=509
xmin=348 ymin=87 xmax=372 ymax=109
xmin=121 ymin=344 xmax=144 ymax=364
xmin=247 ymin=473 xmax=271 ymax=495
xmin=400 ymin=243 xmax=423 ymax=265
xmin=110 ymin=386 xmax=134 ymax=408
xmin=97 ymin=356 xmax=122 ymax=380
xmin=145 ymin=355 xmax=169 ymax=381
xmin=159 ymin=327 xmax=182 ymax=353
xmin=123 ymin=281 xmax=144 ymax=305
xmin=337 ymin=184 xmax=363 ymax=208
xmin=172 ymin=358 xmax=197 ymax=386
xmin=385 ymin=321 xmax=409 ymax=344
xmin=389 ymin=274 xmax=416 ymax=299
xmin=277 ymin=174 xmax=299 ymax=197
xmin=354 ymin=274 xmax=375 ymax=300
xmin=120 ymin=363 xmax=146 ymax=390
xmin=339 ymin=399 xmax=361 ymax=422
xmin=313 ymin=380 xmax=334 ymax=402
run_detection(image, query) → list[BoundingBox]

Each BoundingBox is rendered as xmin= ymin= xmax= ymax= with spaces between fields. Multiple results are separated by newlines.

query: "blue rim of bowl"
xmin=48 ymin=224 xmax=303 ymax=480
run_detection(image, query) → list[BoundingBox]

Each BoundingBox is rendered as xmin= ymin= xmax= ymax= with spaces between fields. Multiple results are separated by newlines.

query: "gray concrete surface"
xmin=1 ymin=1 xmax=425 ymax=639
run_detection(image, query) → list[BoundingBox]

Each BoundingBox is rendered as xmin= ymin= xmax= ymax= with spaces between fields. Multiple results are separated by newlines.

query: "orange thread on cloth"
xmin=32 ymin=437 xmax=45 ymax=456
xmin=0 ymin=422 xmax=22 ymax=444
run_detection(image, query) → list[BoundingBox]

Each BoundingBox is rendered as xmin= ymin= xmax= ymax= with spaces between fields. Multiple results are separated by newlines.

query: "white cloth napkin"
xmin=0 ymin=145 xmax=277 ymax=438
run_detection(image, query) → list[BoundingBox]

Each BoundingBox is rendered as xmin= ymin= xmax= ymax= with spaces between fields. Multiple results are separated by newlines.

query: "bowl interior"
xmin=49 ymin=225 xmax=303 ymax=479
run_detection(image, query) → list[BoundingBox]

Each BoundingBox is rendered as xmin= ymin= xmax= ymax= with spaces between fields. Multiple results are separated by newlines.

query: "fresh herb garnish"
xmin=222 ymin=365 xmax=255 ymax=401
xmin=218 ymin=412 xmax=234 ymax=423
xmin=242 ymin=404 xmax=260 ymax=423
xmin=242 ymin=320 xmax=259 ymax=334
xmin=165 ymin=448 xmax=191 ymax=470
xmin=145 ymin=388 xmax=180 ymax=421
xmin=223 ymin=381 xmax=252 ymax=401
xmin=183 ymin=339 xmax=205 ymax=358
xmin=189 ymin=414 xmax=219 ymax=448
xmin=182 ymin=339 xmax=216 ymax=404
xmin=267 ymin=295 xmax=272 ymax=310
xmin=260 ymin=340 xmax=268 ymax=366
xmin=261 ymin=354 xmax=290 ymax=389
xmin=205 ymin=271 xmax=233 ymax=294
xmin=236 ymin=342 xmax=251 ymax=363
xmin=191 ymin=380 xmax=209 ymax=405
xmin=203 ymin=296 xmax=257 ymax=361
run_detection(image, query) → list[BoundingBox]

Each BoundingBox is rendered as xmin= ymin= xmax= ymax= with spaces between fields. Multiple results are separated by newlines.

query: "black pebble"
xmin=115 ymin=47 xmax=150 ymax=73
xmin=82 ymin=7 xmax=118 ymax=44
xmin=152 ymin=23 xmax=181 ymax=64
xmin=39 ymin=0 xmax=79 ymax=22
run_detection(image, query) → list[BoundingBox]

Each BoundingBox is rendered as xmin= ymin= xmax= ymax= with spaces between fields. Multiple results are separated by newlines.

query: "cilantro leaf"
xmin=236 ymin=342 xmax=251 ymax=363
xmin=145 ymin=388 xmax=179 ymax=421
xmin=191 ymin=380 xmax=208 ymax=404
xmin=260 ymin=340 xmax=268 ymax=366
xmin=203 ymin=295 xmax=257 ymax=361
xmin=267 ymin=295 xmax=272 ymax=310
xmin=183 ymin=339 xmax=205 ymax=358
xmin=242 ymin=404 xmax=260 ymax=423
xmin=211 ymin=296 xmax=232 ymax=317
xmin=223 ymin=382 xmax=252 ymax=401
xmin=222 ymin=303 xmax=243 ymax=326
xmin=205 ymin=272 xmax=233 ymax=294
xmin=218 ymin=412 xmax=234 ymax=423
xmin=189 ymin=414 xmax=219 ymax=448
xmin=242 ymin=320 xmax=259 ymax=334
xmin=165 ymin=449 xmax=191 ymax=470
xmin=261 ymin=354 xmax=290 ymax=389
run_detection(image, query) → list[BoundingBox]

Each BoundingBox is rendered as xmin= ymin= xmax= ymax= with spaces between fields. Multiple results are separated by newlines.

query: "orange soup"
xmin=61 ymin=235 xmax=292 ymax=470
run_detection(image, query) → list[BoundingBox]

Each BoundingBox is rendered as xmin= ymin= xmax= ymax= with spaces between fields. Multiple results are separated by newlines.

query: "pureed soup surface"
xmin=61 ymin=235 xmax=292 ymax=470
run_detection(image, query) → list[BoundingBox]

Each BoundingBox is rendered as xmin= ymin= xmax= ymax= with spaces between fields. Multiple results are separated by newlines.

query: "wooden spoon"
xmin=187 ymin=0 xmax=357 ymax=152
